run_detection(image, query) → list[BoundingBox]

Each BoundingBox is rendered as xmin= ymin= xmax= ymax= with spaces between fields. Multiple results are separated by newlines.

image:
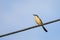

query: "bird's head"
xmin=33 ymin=14 xmax=38 ymax=17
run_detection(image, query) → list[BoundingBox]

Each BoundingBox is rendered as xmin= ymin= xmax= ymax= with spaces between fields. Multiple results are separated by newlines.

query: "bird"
xmin=33 ymin=14 xmax=48 ymax=32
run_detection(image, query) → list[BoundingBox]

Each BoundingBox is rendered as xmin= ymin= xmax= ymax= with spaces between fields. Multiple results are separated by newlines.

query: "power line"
xmin=0 ymin=19 xmax=60 ymax=38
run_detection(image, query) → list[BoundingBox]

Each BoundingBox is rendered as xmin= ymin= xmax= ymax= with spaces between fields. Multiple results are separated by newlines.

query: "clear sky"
xmin=0 ymin=0 xmax=60 ymax=40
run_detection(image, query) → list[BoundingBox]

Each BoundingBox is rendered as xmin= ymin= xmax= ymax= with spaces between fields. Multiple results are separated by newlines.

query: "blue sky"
xmin=0 ymin=0 xmax=60 ymax=40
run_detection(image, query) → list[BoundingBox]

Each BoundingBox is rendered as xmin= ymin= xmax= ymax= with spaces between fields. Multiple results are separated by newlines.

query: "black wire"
xmin=0 ymin=19 xmax=60 ymax=38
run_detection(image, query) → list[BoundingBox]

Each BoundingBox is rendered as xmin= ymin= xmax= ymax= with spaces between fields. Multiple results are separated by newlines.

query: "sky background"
xmin=0 ymin=0 xmax=60 ymax=40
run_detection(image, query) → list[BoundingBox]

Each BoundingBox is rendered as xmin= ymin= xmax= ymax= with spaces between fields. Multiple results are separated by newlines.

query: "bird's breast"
xmin=34 ymin=16 xmax=42 ymax=25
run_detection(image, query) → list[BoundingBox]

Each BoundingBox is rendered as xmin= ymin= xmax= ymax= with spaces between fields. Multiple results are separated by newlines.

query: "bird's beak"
xmin=33 ymin=14 xmax=35 ymax=16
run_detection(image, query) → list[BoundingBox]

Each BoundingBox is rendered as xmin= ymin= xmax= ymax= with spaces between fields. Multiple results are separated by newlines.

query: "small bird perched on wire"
xmin=33 ymin=14 xmax=48 ymax=32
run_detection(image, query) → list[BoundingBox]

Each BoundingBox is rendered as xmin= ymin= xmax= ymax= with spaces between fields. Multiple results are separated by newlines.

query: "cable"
xmin=0 ymin=19 xmax=60 ymax=38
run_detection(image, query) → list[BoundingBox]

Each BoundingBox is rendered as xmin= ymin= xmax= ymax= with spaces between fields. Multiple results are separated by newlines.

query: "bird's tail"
xmin=42 ymin=25 xmax=48 ymax=32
